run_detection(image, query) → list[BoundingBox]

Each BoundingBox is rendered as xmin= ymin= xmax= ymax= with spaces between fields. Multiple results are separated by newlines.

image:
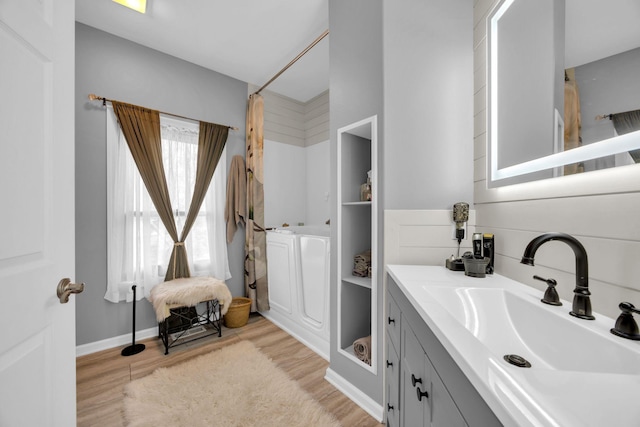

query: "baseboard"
xmin=76 ymin=327 xmax=158 ymax=357
xmin=324 ymin=367 xmax=384 ymax=422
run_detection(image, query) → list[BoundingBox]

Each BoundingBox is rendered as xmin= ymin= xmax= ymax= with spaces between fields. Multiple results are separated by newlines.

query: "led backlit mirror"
xmin=488 ymin=0 xmax=640 ymax=187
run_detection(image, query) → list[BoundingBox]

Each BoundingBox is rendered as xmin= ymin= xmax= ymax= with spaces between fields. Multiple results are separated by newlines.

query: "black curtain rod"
xmin=595 ymin=108 xmax=640 ymax=121
xmin=88 ymin=94 xmax=239 ymax=131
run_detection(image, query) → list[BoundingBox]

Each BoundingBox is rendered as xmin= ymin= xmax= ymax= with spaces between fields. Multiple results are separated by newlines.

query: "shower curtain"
xmin=564 ymin=69 xmax=583 ymax=175
xmin=245 ymin=93 xmax=269 ymax=312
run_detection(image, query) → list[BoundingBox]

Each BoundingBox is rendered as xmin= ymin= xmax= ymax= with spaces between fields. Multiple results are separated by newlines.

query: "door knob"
xmin=57 ymin=278 xmax=84 ymax=303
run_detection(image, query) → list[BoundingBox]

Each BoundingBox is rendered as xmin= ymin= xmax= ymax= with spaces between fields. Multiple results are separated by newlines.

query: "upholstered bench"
xmin=149 ymin=276 xmax=232 ymax=354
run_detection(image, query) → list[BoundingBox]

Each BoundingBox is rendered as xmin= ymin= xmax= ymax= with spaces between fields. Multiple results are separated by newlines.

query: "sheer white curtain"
xmin=105 ymin=108 xmax=230 ymax=302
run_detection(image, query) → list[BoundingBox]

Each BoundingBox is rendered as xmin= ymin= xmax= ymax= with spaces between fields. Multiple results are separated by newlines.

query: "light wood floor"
xmin=77 ymin=314 xmax=384 ymax=426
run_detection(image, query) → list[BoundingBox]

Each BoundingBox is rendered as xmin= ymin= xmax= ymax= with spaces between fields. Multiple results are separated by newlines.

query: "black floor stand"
xmin=121 ymin=284 xmax=146 ymax=357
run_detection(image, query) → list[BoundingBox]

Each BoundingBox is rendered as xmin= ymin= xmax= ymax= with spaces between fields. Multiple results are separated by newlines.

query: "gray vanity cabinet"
xmin=385 ymin=295 xmax=402 ymax=426
xmin=386 ymin=337 xmax=400 ymax=426
xmin=402 ymin=322 xmax=467 ymax=427
xmin=386 ymin=276 xmax=502 ymax=427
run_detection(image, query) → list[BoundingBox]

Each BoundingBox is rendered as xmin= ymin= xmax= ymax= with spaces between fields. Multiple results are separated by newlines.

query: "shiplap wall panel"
xmin=263 ymin=89 xmax=306 ymax=118
xmin=251 ymin=87 xmax=305 ymax=147
xmin=263 ymin=93 xmax=305 ymax=147
xmin=264 ymin=109 xmax=305 ymax=130
xmin=384 ymin=210 xmax=477 ymax=267
xmin=305 ymin=90 xmax=329 ymax=116
xmin=472 ymin=0 xmax=640 ymax=319
xmin=251 ymin=87 xmax=329 ymax=148
xmin=478 ymin=194 xmax=640 ymax=240
xmin=263 ymin=121 xmax=305 ymax=145
xmin=305 ymin=110 xmax=330 ymax=145
xmin=305 ymin=90 xmax=329 ymax=145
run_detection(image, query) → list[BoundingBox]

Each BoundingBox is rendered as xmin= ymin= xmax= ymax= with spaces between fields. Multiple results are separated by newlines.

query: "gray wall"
xmin=329 ymin=0 xmax=384 ymax=404
xmin=383 ymin=0 xmax=474 ymax=209
xmin=328 ymin=0 xmax=474 ymax=406
xmin=75 ymin=23 xmax=247 ymax=346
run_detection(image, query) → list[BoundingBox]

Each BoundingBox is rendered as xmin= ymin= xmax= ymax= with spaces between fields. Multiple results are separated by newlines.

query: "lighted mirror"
xmin=488 ymin=0 xmax=640 ymax=187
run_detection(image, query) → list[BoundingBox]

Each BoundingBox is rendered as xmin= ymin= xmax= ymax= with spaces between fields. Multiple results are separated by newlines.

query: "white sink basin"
xmin=388 ymin=265 xmax=640 ymax=427
xmin=421 ymin=286 xmax=640 ymax=375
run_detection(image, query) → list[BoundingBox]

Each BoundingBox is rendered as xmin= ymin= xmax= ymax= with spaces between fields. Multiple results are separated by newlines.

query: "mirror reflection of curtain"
xmin=105 ymin=106 xmax=230 ymax=302
xmin=245 ymin=93 xmax=269 ymax=312
xmin=612 ymin=110 xmax=640 ymax=163
xmin=564 ymin=68 xmax=583 ymax=175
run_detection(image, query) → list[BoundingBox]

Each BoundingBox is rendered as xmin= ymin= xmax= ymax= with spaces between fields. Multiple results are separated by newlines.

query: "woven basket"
xmin=223 ymin=297 xmax=252 ymax=328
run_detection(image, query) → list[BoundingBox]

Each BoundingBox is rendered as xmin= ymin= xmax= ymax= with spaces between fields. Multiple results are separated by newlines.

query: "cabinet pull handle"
xmin=416 ymin=387 xmax=429 ymax=401
xmin=387 ymin=403 xmax=394 ymax=412
xmin=386 ymin=360 xmax=393 ymax=367
xmin=411 ymin=373 xmax=422 ymax=387
xmin=388 ymin=317 xmax=395 ymax=325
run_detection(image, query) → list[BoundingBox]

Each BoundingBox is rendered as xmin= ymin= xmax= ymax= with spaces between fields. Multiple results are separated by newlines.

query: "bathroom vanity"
xmin=386 ymin=271 xmax=501 ymax=426
xmin=386 ymin=265 xmax=640 ymax=427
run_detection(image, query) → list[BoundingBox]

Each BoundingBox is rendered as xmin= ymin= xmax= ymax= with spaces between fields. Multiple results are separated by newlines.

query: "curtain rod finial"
xmin=88 ymin=93 xmax=100 ymax=101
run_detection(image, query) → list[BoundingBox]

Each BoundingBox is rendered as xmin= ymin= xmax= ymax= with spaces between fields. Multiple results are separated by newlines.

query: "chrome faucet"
xmin=520 ymin=232 xmax=595 ymax=320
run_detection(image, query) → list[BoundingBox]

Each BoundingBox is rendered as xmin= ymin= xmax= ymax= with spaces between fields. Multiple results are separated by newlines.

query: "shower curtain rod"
xmin=253 ymin=29 xmax=329 ymax=96
xmin=87 ymin=94 xmax=239 ymax=131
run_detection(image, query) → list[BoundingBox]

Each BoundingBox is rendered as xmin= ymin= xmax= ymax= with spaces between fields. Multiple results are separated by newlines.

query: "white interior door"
xmin=0 ymin=0 xmax=77 ymax=426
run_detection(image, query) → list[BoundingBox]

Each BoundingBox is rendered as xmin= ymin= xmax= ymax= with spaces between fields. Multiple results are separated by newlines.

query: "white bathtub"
xmin=262 ymin=225 xmax=330 ymax=360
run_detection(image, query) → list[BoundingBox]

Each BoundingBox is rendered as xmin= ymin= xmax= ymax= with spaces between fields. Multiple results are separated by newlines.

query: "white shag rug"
xmin=123 ymin=341 xmax=340 ymax=427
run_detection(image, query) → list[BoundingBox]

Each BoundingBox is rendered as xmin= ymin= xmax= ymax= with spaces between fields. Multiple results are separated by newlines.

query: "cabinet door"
xmin=403 ymin=322 xmax=468 ymax=427
xmin=430 ymin=368 xmax=468 ymax=427
xmin=387 ymin=294 xmax=401 ymax=350
xmin=386 ymin=335 xmax=400 ymax=427
xmin=402 ymin=325 xmax=429 ymax=427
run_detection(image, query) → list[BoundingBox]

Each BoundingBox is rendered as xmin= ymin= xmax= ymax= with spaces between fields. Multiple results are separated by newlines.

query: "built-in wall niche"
xmin=336 ymin=115 xmax=378 ymax=373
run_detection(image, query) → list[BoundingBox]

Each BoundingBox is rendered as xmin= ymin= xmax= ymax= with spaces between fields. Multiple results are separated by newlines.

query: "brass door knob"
xmin=57 ymin=278 xmax=85 ymax=303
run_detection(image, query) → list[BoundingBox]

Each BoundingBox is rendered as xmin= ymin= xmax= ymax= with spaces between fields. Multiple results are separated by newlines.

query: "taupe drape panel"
xmin=245 ymin=93 xmax=269 ymax=312
xmin=112 ymin=101 xmax=229 ymax=282
xmin=111 ymin=101 xmax=180 ymax=253
xmin=612 ymin=110 xmax=640 ymax=163
xmin=165 ymin=122 xmax=229 ymax=280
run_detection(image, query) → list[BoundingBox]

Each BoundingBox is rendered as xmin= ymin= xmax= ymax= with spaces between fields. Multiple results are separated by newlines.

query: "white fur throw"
xmin=149 ymin=276 xmax=232 ymax=321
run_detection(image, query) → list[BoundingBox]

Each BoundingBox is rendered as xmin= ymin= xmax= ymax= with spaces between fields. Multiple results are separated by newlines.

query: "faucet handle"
xmin=618 ymin=301 xmax=640 ymax=315
xmin=610 ymin=302 xmax=640 ymax=341
xmin=534 ymin=275 xmax=562 ymax=306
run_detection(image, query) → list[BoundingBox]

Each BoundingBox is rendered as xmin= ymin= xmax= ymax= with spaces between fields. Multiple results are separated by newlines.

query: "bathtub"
xmin=262 ymin=225 xmax=330 ymax=360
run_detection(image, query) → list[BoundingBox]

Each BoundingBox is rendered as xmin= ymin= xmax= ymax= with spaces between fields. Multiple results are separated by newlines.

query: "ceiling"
xmin=76 ymin=0 xmax=329 ymax=103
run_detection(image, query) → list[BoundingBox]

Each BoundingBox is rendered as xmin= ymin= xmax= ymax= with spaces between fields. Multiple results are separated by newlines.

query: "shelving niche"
xmin=337 ymin=115 xmax=378 ymax=373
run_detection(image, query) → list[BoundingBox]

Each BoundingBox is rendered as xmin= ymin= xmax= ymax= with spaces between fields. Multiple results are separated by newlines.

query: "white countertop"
xmin=386 ymin=265 xmax=640 ymax=427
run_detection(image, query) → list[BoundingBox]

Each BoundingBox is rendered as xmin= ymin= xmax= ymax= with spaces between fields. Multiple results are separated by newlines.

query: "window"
xmin=105 ymin=109 xmax=230 ymax=302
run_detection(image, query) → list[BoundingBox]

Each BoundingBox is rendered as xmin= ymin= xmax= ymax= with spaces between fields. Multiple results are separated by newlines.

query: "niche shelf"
xmin=341 ymin=276 xmax=372 ymax=289
xmin=336 ymin=115 xmax=378 ymax=374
